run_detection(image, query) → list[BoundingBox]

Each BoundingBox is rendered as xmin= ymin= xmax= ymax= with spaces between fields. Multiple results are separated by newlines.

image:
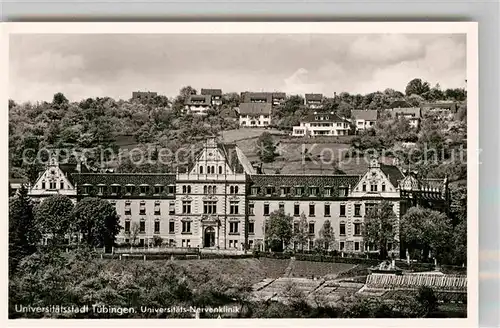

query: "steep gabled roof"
xmin=185 ymin=94 xmax=212 ymax=106
xmin=303 ymin=112 xmax=350 ymax=123
xmin=380 ymin=163 xmax=405 ymax=188
xmin=305 ymin=93 xmax=323 ymax=102
xmin=351 ymin=109 xmax=378 ymax=121
xmin=239 ymin=102 xmax=272 ymax=115
xmin=201 ymin=88 xmax=222 ymax=96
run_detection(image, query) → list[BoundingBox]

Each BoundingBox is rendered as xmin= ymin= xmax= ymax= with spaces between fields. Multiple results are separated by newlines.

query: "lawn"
xmin=288 ymin=261 xmax=356 ymax=278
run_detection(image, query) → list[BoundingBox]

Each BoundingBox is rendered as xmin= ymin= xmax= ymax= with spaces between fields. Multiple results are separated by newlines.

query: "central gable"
xmin=350 ymin=158 xmax=401 ymax=197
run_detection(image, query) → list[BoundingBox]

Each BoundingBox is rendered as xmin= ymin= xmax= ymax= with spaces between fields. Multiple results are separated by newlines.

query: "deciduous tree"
xmin=265 ymin=209 xmax=293 ymax=252
xmin=362 ymin=201 xmax=397 ymax=259
xmin=34 ymin=194 xmax=74 ymax=244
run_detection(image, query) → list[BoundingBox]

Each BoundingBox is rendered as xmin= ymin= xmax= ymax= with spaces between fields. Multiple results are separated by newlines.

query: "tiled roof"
xmin=305 ymin=93 xmax=323 ymax=101
xmin=248 ymin=174 xmax=361 ymax=198
xmin=351 ymin=109 xmax=378 ymax=121
xmin=72 ymin=173 xmax=176 ymax=187
xmin=239 ymin=102 xmax=272 ymax=115
xmin=387 ymin=107 xmax=421 ymax=119
xmin=201 ymin=88 xmax=222 ymax=96
xmin=272 ymin=92 xmax=286 ymax=99
xmin=217 ymin=143 xmax=247 ymax=174
xmin=379 ymin=164 xmax=404 ymax=188
xmin=185 ymin=94 xmax=212 ymax=106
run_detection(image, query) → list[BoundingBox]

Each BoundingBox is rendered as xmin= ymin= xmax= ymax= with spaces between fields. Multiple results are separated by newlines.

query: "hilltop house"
xmin=184 ymin=95 xmax=213 ymax=115
xmin=239 ymin=103 xmax=272 ymax=127
xmin=305 ymin=94 xmax=323 ymax=109
xmin=132 ymin=91 xmax=158 ymax=102
xmin=201 ymin=88 xmax=223 ymax=106
xmin=351 ymin=110 xmax=379 ymax=133
xmin=421 ymin=101 xmax=459 ymax=120
xmin=292 ymin=111 xmax=351 ymax=137
xmin=241 ymin=92 xmax=286 ymax=107
xmin=386 ymin=107 xmax=422 ymax=128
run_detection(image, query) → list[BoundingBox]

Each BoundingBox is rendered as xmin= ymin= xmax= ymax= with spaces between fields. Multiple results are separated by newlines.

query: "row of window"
xmin=293 ymin=221 xmax=364 ymax=236
xmin=41 ymin=181 xmax=65 ymax=190
xmin=83 ymin=184 xmax=176 ymax=196
xmin=250 ymin=186 xmax=348 ymax=197
xmin=124 ymin=219 xmax=250 ymax=235
xmin=255 ymin=202 xmax=386 ymax=217
xmin=292 ymin=240 xmax=393 ymax=252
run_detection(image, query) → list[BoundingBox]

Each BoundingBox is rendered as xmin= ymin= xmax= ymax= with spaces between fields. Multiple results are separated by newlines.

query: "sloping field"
xmin=288 ymin=261 xmax=355 ymax=278
xmin=258 ymin=258 xmax=291 ymax=279
xmin=221 ymin=128 xmax=285 ymax=143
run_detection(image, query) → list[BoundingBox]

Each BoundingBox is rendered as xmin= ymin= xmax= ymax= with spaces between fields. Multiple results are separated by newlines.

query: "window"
xmin=362 ymin=184 xmax=366 ymax=192
xmin=167 ymin=185 xmax=175 ymax=194
xmin=219 ymin=166 xmax=223 ymax=174
xmin=182 ymin=185 xmax=191 ymax=194
xmin=124 ymin=201 xmax=131 ymax=215
xmin=167 ymin=221 xmax=175 ymax=234
xmin=111 ymin=185 xmax=120 ymax=195
xmin=340 ymin=223 xmax=346 ymax=236
xmin=281 ymin=187 xmax=290 ymax=196
xmin=339 ymin=187 xmax=348 ymax=197
xmin=235 ymin=186 xmax=239 ymax=194
xmin=266 ymin=187 xmax=273 ymax=195
xmin=182 ymin=221 xmax=191 ymax=233
xmin=294 ymin=204 xmax=300 ymax=216
xmin=41 ymin=181 xmax=46 ymax=189
xmin=154 ymin=185 xmax=164 ymax=194
xmin=230 ymin=201 xmax=239 ymax=214
xmin=125 ymin=220 xmax=130 ymax=233
xmin=182 ymin=201 xmax=192 ymax=214
xmin=279 ymin=203 xmax=285 ymax=211
xmin=293 ymin=222 xmax=299 ymax=233
xmin=248 ymin=203 xmax=254 ymax=215
xmin=139 ymin=219 xmax=145 ymax=233
xmin=309 ymin=240 xmax=314 ymax=250
xmin=354 ymin=204 xmax=361 ymax=217
xmin=308 ymin=222 xmax=315 ymax=234
xmin=324 ymin=187 xmax=331 ymax=197
xmin=365 ymin=203 xmax=376 ymax=215
xmin=309 ymin=204 xmax=315 ymax=216
xmin=140 ymin=185 xmax=149 ymax=195
xmin=60 ymin=181 xmax=64 ymax=189
xmin=169 ymin=201 xmax=175 ymax=215
xmin=370 ymin=184 xmax=378 ymax=192
xmin=340 ymin=242 xmax=345 ymax=251
xmin=203 ymin=201 xmax=217 ymax=214
xmin=387 ymin=242 xmax=393 ymax=251
xmin=230 ymin=222 xmax=239 ymax=234
xmin=354 ymin=223 xmax=361 ymax=236
xmin=340 ymin=204 xmax=346 ymax=216
xmin=324 ymin=204 xmax=331 ymax=216
xmin=139 ymin=201 xmax=146 ymax=215
xmin=97 ymin=185 xmax=106 ymax=195
xmin=229 ymin=186 xmax=234 ymax=194
xmin=382 ymin=183 xmax=386 ymax=192
xmin=154 ymin=220 xmax=160 ymax=234
xmin=310 ymin=187 xmax=318 ymax=196
xmin=126 ymin=185 xmax=134 ymax=195
xmin=251 ymin=187 xmax=259 ymax=195
xmin=295 ymin=187 xmax=304 ymax=196
xmin=200 ymin=166 xmax=204 ymax=174
xmin=354 ymin=242 xmax=360 ymax=251
xmin=263 ymin=204 xmax=270 ymax=216
xmin=248 ymin=222 xmax=255 ymax=234
xmin=182 ymin=239 xmax=191 ymax=247
xmin=154 ymin=201 xmax=161 ymax=215
xmin=49 ymin=182 xmax=57 ymax=190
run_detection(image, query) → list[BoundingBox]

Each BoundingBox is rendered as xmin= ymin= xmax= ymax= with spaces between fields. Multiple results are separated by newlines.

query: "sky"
xmin=9 ymin=33 xmax=467 ymax=103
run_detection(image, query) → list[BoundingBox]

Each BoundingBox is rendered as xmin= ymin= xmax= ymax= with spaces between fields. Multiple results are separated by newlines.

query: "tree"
xmin=405 ymin=78 xmax=431 ymax=96
xmin=256 ymin=132 xmax=276 ymax=163
xmin=317 ymin=220 xmax=335 ymax=251
xmin=72 ymin=198 xmax=121 ymax=251
xmin=362 ymin=201 xmax=397 ymax=259
xmin=34 ymin=194 xmax=74 ymax=245
xmin=265 ymin=209 xmax=293 ymax=252
xmin=415 ymin=286 xmax=438 ymax=317
xmin=291 ymin=212 xmax=309 ymax=252
xmin=400 ymin=207 xmax=453 ymax=264
xmin=9 ymin=186 xmax=40 ymax=272
xmin=9 ymin=99 xmax=17 ymax=110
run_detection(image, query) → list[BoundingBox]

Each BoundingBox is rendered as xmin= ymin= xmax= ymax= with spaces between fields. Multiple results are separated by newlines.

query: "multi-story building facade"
xmin=351 ymin=109 xmax=378 ymax=133
xmin=305 ymin=94 xmax=323 ymax=109
xmin=238 ymin=103 xmax=273 ymax=127
xmin=17 ymin=138 xmax=449 ymax=258
xmin=292 ymin=112 xmax=351 ymax=137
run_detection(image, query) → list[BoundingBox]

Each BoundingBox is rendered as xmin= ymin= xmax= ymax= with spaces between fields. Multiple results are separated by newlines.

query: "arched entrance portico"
xmin=204 ymin=226 xmax=216 ymax=248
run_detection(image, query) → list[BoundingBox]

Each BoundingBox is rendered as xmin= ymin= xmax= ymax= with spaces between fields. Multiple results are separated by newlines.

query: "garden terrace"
xmin=366 ymin=273 xmax=467 ymax=292
xmin=288 ymin=261 xmax=355 ymax=278
xmin=258 ymin=258 xmax=291 ymax=278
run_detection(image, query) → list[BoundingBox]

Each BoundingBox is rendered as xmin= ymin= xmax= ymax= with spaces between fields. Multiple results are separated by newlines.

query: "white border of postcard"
xmin=0 ymin=22 xmax=478 ymax=328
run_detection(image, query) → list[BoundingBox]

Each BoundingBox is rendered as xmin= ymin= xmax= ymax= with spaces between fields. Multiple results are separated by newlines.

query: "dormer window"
xmin=309 ymin=187 xmax=319 ymax=196
xmin=154 ymin=185 xmax=164 ymax=195
xmin=324 ymin=187 xmax=331 ymax=197
xmin=140 ymin=185 xmax=149 ymax=195
xmin=251 ymin=187 xmax=260 ymax=195
xmin=126 ymin=185 xmax=134 ymax=195
xmin=339 ymin=187 xmax=348 ymax=197
xmin=83 ymin=184 xmax=92 ymax=195
xmin=111 ymin=185 xmax=121 ymax=195
xmin=295 ymin=187 xmax=304 ymax=196
xmin=97 ymin=185 xmax=106 ymax=195
xmin=266 ymin=187 xmax=274 ymax=196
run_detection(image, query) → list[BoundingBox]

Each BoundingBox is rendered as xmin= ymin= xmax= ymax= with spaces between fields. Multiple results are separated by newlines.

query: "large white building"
xmin=14 ymin=138 xmax=450 ymax=257
xmin=351 ymin=110 xmax=378 ymax=133
xmin=292 ymin=112 xmax=351 ymax=137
